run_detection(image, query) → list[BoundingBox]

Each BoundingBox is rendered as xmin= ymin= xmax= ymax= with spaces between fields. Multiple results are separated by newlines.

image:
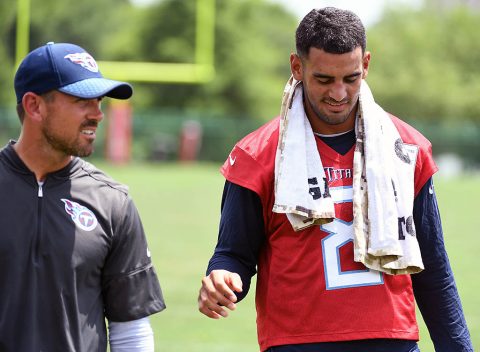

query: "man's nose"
xmin=88 ymin=99 xmax=104 ymax=121
xmin=328 ymin=82 xmax=347 ymax=102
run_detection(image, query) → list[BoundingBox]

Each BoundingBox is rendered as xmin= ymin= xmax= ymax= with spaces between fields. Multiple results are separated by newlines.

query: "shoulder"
xmin=65 ymin=160 xmax=138 ymax=228
xmin=221 ymin=117 xmax=279 ymax=198
xmin=389 ymin=114 xmax=432 ymax=149
xmin=74 ymin=159 xmax=130 ymax=197
xmin=235 ymin=117 xmax=280 ymax=157
xmin=388 ymin=113 xmax=438 ymax=194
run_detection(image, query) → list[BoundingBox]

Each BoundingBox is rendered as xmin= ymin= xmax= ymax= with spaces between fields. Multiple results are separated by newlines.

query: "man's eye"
xmin=345 ymin=77 xmax=359 ymax=83
xmin=317 ymin=78 xmax=332 ymax=84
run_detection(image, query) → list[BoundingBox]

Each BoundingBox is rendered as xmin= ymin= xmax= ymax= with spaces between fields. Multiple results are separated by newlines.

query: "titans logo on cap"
xmin=64 ymin=53 xmax=99 ymax=73
xmin=61 ymin=198 xmax=98 ymax=231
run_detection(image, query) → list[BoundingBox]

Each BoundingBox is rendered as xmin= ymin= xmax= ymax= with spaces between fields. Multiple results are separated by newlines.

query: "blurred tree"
xmin=0 ymin=0 xmax=135 ymax=106
xmin=26 ymin=0 xmax=132 ymax=54
xmin=4 ymin=0 xmax=480 ymax=125
xmin=0 ymin=1 xmax=17 ymax=104
xmin=111 ymin=0 xmax=297 ymax=120
xmin=3 ymin=0 xmax=296 ymax=120
xmin=367 ymin=4 xmax=480 ymax=122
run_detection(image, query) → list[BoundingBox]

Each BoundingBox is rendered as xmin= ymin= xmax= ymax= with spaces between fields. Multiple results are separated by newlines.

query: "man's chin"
xmin=73 ymin=148 xmax=94 ymax=158
xmin=322 ymin=113 xmax=351 ymax=126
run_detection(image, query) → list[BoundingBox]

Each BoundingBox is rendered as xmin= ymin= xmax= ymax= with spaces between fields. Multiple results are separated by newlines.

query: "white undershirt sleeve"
xmin=108 ymin=317 xmax=154 ymax=352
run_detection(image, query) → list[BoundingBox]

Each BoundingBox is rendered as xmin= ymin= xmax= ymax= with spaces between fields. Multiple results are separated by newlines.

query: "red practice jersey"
xmin=221 ymin=115 xmax=437 ymax=351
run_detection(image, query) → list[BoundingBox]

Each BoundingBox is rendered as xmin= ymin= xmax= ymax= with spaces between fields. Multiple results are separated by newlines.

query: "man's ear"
xmin=290 ymin=53 xmax=303 ymax=81
xmin=22 ymin=92 xmax=45 ymax=122
xmin=362 ymin=51 xmax=371 ymax=79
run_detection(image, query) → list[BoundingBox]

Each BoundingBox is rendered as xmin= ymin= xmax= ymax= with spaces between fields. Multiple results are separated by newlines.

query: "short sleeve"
xmin=220 ymin=118 xmax=279 ymax=205
xmin=389 ymin=114 xmax=438 ymax=196
xmin=413 ymin=140 xmax=438 ymax=196
xmin=102 ymin=197 xmax=166 ymax=321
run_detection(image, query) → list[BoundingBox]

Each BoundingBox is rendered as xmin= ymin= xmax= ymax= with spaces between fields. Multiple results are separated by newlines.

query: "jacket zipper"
xmin=38 ymin=182 xmax=43 ymax=197
xmin=35 ymin=182 xmax=44 ymax=264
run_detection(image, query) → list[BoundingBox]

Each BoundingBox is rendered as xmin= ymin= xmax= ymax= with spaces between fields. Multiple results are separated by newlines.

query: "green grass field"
xmin=100 ymin=162 xmax=479 ymax=351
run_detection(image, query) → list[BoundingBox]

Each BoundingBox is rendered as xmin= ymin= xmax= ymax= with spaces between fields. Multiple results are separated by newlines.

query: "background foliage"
xmin=1 ymin=0 xmax=480 ymax=165
xmin=2 ymin=0 xmax=480 ymax=120
xmin=367 ymin=4 xmax=480 ymax=122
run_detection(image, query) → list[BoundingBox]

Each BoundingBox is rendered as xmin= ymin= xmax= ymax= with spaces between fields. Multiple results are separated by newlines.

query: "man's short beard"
xmin=42 ymin=127 xmax=94 ymax=157
xmin=307 ymin=94 xmax=352 ymax=126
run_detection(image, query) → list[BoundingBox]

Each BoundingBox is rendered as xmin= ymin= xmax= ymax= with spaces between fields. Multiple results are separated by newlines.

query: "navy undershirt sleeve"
xmin=412 ymin=178 xmax=473 ymax=351
xmin=206 ymin=181 xmax=266 ymax=302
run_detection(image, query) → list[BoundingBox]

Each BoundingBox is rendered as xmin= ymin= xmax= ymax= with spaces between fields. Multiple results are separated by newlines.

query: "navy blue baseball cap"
xmin=14 ymin=42 xmax=133 ymax=103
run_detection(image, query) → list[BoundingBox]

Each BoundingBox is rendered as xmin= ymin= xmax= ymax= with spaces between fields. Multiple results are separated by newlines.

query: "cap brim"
xmin=58 ymin=78 xmax=133 ymax=100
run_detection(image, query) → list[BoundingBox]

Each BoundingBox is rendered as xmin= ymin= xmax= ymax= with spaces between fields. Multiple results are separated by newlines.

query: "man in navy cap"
xmin=0 ymin=42 xmax=165 ymax=351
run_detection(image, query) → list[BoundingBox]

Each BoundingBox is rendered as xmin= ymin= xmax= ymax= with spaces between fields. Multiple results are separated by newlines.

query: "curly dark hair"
xmin=295 ymin=7 xmax=366 ymax=58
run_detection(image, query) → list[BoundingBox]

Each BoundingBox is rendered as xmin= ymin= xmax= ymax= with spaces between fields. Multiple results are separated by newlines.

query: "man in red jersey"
xmin=198 ymin=7 xmax=473 ymax=352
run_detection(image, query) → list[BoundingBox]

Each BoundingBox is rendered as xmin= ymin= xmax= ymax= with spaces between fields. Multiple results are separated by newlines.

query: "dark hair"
xmin=15 ymin=90 xmax=56 ymax=124
xmin=16 ymin=103 xmax=25 ymax=124
xmin=295 ymin=7 xmax=366 ymax=58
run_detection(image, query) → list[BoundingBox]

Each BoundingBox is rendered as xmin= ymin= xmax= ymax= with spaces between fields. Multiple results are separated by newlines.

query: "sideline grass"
xmin=99 ymin=161 xmax=478 ymax=351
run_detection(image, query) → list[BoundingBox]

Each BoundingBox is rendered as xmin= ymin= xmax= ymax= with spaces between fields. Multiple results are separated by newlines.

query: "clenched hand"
xmin=198 ymin=270 xmax=243 ymax=319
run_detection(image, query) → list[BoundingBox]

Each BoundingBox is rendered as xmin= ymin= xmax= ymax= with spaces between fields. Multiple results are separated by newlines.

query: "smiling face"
xmin=41 ymin=91 xmax=104 ymax=157
xmin=291 ymin=46 xmax=370 ymax=134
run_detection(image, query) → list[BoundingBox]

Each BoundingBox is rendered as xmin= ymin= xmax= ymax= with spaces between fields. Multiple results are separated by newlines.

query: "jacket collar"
xmin=1 ymin=141 xmax=84 ymax=182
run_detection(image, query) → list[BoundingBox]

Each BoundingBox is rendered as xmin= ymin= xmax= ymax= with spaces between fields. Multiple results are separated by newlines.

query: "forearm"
xmin=207 ymin=181 xmax=266 ymax=302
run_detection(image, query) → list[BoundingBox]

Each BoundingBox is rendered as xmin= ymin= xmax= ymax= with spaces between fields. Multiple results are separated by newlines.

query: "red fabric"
xmin=220 ymin=115 xmax=437 ymax=351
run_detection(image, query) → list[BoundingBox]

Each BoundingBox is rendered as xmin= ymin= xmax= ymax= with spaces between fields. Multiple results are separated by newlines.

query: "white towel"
xmin=353 ymin=81 xmax=423 ymax=274
xmin=273 ymin=76 xmax=424 ymax=274
xmin=273 ymin=77 xmax=335 ymax=230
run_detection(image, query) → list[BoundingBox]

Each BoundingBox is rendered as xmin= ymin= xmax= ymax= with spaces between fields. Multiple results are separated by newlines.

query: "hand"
xmin=198 ymin=270 xmax=243 ymax=319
